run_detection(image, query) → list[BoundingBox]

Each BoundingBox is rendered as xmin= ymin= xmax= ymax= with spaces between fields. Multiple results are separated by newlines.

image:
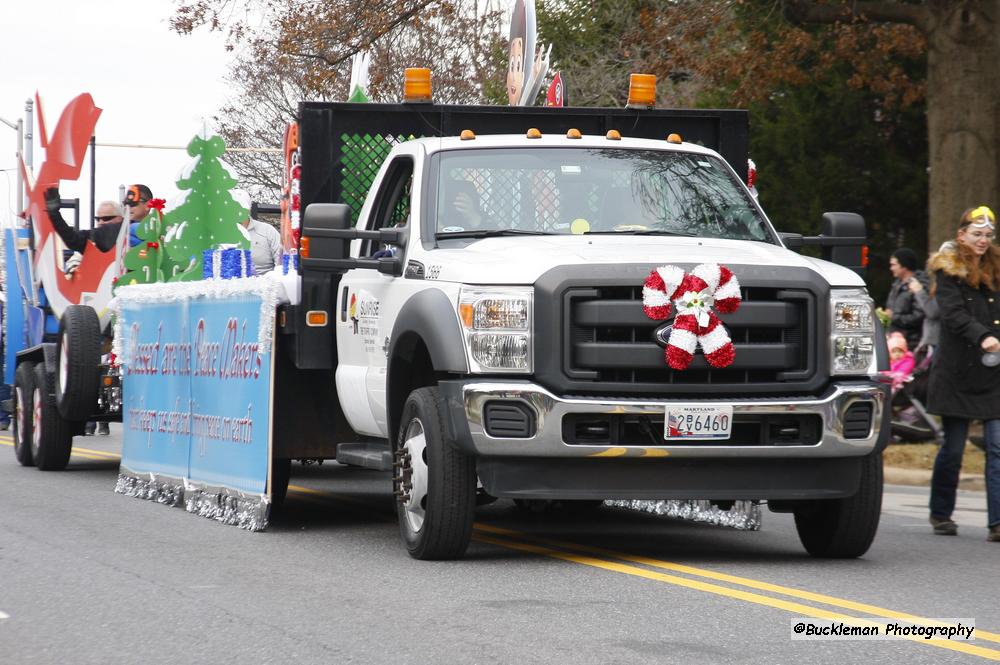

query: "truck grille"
xmin=566 ymin=285 xmax=811 ymax=385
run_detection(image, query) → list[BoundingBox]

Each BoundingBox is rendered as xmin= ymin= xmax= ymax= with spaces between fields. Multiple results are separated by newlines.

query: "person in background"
xmin=907 ymin=272 xmax=940 ymax=357
xmin=232 ymin=190 xmax=281 ymax=274
xmin=123 ymin=184 xmax=153 ymax=247
xmin=44 ymin=190 xmax=127 ymax=254
xmin=925 ymin=205 xmax=1000 ymax=541
xmin=884 ymin=332 xmax=915 ymax=393
xmin=879 ymin=247 xmax=929 ymax=350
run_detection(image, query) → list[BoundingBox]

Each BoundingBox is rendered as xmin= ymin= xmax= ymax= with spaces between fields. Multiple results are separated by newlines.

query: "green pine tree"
xmin=164 ymin=132 xmax=250 ymax=281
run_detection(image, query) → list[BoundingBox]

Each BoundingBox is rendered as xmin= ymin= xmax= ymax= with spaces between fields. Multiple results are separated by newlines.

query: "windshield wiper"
xmin=436 ymin=229 xmax=554 ymax=239
xmin=583 ymin=229 xmax=697 ymax=237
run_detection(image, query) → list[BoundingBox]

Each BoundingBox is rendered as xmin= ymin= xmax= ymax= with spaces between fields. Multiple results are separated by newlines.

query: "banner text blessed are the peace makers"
xmin=127 ymin=318 xmax=262 ymax=380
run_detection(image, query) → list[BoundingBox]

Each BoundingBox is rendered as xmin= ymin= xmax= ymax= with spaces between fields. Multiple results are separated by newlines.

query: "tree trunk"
xmin=926 ymin=0 xmax=1000 ymax=249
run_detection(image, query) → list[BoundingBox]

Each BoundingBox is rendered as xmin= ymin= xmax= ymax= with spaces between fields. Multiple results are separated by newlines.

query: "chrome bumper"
xmin=440 ymin=381 xmax=888 ymax=459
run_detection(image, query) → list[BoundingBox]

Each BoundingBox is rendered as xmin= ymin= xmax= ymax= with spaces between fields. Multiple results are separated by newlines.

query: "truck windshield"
xmin=434 ymin=148 xmax=774 ymax=243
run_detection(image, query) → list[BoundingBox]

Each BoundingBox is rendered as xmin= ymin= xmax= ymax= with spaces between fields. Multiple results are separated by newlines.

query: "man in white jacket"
xmin=233 ymin=189 xmax=282 ymax=274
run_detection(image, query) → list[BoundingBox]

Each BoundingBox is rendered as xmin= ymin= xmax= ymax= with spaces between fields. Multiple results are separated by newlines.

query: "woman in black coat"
xmin=926 ymin=206 xmax=1000 ymax=541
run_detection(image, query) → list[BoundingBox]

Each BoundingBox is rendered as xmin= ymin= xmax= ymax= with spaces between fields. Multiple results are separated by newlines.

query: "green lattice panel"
xmin=340 ymin=133 xmax=420 ymax=225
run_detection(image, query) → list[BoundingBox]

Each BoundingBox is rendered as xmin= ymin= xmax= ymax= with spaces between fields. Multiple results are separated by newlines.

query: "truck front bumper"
xmin=438 ymin=380 xmax=890 ymax=501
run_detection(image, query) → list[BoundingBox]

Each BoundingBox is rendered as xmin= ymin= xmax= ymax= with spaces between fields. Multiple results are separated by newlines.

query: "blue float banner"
xmin=188 ymin=296 xmax=269 ymax=494
xmin=120 ymin=303 xmax=191 ymax=481
xmin=120 ymin=290 xmax=273 ymax=498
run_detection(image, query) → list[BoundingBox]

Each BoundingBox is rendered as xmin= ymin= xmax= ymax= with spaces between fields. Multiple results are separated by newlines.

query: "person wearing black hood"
xmin=879 ymin=247 xmax=930 ymax=350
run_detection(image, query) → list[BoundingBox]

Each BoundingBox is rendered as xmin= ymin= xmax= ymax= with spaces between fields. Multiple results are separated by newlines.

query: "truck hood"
xmin=425 ymin=235 xmax=865 ymax=287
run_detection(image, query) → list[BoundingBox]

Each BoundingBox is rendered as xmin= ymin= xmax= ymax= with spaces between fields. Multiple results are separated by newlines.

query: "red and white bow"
xmin=642 ymin=263 xmax=742 ymax=370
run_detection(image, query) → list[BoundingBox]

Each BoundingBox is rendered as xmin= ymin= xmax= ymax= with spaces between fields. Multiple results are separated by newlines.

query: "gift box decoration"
xmin=203 ymin=248 xmax=256 ymax=279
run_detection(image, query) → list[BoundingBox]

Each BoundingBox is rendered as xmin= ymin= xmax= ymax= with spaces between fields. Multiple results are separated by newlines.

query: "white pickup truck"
xmin=275 ymin=102 xmax=889 ymax=560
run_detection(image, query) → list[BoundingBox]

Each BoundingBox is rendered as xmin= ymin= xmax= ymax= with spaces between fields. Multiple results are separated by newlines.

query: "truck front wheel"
xmin=793 ymin=451 xmax=883 ymax=558
xmin=56 ymin=305 xmax=102 ymax=421
xmin=394 ymin=387 xmax=476 ymax=560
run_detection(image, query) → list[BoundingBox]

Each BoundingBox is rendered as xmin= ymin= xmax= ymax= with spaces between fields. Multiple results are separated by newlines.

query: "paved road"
xmin=1 ymin=428 xmax=997 ymax=664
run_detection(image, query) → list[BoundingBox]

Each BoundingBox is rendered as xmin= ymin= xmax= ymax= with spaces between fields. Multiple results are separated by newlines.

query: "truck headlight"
xmin=459 ymin=287 xmax=532 ymax=373
xmin=830 ymin=288 xmax=877 ymax=375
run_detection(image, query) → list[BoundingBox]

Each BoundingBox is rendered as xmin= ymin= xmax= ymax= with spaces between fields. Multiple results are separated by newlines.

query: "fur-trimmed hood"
xmin=927 ymin=241 xmax=1000 ymax=290
xmin=927 ymin=244 xmax=968 ymax=280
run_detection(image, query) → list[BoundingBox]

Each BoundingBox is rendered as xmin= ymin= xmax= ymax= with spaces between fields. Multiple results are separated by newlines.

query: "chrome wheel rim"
xmin=15 ymin=386 xmax=26 ymax=446
xmin=32 ymin=386 xmax=42 ymax=454
xmin=399 ymin=418 xmax=429 ymax=534
xmin=58 ymin=338 xmax=69 ymax=398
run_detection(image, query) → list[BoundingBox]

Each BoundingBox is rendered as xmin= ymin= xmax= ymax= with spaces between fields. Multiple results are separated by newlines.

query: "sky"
xmin=0 ymin=0 xmax=240 ymax=229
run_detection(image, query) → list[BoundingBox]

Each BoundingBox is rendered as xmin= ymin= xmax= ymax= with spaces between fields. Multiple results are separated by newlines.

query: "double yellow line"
xmin=472 ymin=524 xmax=1000 ymax=660
xmin=0 ymin=436 xmax=120 ymax=462
xmin=3 ymin=435 xmax=997 ymax=658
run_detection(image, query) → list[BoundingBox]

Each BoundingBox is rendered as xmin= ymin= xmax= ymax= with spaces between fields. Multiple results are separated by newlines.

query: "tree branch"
xmin=280 ymin=0 xmax=439 ymax=70
xmin=783 ymin=1 xmax=930 ymax=34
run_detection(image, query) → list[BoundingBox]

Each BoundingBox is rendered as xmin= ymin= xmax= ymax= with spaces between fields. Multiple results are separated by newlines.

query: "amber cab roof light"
xmin=404 ymin=67 xmax=432 ymax=103
xmin=526 ymin=128 xmax=542 ymax=139
xmin=566 ymin=128 xmax=582 ymax=139
xmin=667 ymin=133 xmax=683 ymax=144
xmin=459 ymin=129 xmax=476 ymax=140
xmin=606 ymin=130 xmax=622 ymax=140
xmin=626 ymin=73 xmax=656 ymax=109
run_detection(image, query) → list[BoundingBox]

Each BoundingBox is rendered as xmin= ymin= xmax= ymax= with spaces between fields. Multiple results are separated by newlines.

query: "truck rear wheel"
xmin=13 ymin=361 xmax=36 ymax=466
xmin=394 ymin=387 xmax=476 ymax=560
xmin=32 ymin=363 xmax=74 ymax=471
xmin=793 ymin=451 xmax=882 ymax=558
xmin=56 ymin=305 xmax=102 ymax=421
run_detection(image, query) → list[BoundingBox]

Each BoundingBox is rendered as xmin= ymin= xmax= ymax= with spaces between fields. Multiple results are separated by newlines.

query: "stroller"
xmin=890 ymin=345 xmax=944 ymax=443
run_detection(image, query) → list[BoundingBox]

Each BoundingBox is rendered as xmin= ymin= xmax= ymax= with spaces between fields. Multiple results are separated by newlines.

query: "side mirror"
xmin=302 ymin=203 xmax=352 ymax=262
xmin=821 ymin=212 xmax=866 ymax=274
xmin=780 ymin=212 xmax=867 ymax=275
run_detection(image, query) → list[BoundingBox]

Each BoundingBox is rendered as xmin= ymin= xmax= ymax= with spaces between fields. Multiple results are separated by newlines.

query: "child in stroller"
xmin=884 ymin=332 xmax=915 ymax=393
xmin=886 ymin=333 xmax=943 ymax=442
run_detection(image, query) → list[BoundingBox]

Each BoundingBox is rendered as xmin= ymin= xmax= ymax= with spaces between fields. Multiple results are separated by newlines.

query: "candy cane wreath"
xmin=642 ymin=263 xmax=742 ymax=370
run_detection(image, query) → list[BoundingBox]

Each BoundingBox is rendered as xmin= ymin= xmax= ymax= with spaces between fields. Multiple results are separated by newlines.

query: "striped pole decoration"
xmin=642 ymin=263 xmax=742 ymax=370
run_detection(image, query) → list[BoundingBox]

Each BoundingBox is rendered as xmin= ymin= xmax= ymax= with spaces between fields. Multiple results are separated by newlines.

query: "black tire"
xmin=12 ymin=361 xmax=36 ymax=466
xmin=793 ymin=451 xmax=883 ymax=558
xmin=56 ymin=305 xmax=102 ymax=421
xmin=394 ymin=387 xmax=476 ymax=560
xmin=32 ymin=363 xmax=74 ymax=471
xmin=271 ymin=457 xmax=291 ymax=508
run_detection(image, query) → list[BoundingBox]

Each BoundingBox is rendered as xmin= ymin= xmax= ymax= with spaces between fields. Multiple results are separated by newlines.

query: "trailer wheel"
xmin=56 ymin=305 xmax=102 ymax=421
xmin=13 ymin=361 xmax=36 ymax=466
xmin=394 ymin=387 xmax=475 ymax=560
xmin=793 ymin=451 xmax=883 ymax=558
xmin=32 ymin=363 xmax=74 ymax=471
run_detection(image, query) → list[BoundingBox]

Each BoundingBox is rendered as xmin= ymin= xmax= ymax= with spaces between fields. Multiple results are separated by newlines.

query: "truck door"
xmin=335 ymin=156 xmax=414 ymax=437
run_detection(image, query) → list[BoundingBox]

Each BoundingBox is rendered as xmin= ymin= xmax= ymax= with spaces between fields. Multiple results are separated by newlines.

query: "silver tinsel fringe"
xmin=115 ymin=469 xmax=269 ymax=532
xmin=184 ymin=483 xmax=269 ymax=532
xmin=114 ymin=471 xmax=185 ymax=507
xmin=606 ymin=499 xmax=762 ymax=530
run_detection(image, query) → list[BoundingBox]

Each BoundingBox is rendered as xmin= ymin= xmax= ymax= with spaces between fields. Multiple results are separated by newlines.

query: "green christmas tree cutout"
xmin=164 ymin=131 xmax=250 ymax=281
xmin=117 ymin=207 xmax=167 ymax=290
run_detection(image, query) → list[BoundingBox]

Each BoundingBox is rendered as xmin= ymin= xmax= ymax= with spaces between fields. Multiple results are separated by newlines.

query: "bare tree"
xmin=173 ymin=0 xmax=508 ymax=200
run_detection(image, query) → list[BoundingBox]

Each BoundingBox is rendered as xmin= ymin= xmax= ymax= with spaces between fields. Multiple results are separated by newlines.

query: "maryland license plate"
xmin=664 ymin=405 xmax=733 ymax=441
